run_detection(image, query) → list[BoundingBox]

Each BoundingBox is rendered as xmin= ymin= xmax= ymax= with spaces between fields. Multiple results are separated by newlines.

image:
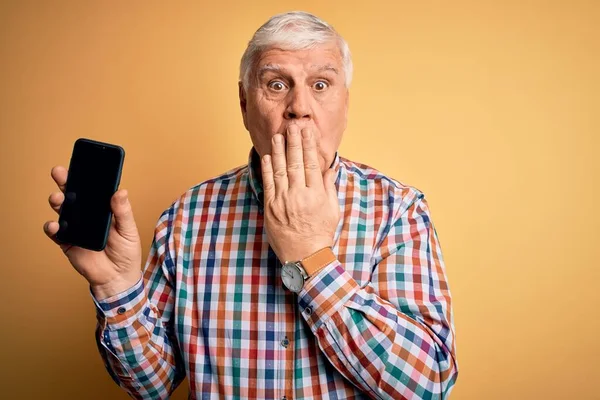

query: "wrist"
xmin=299 ymin=247 xmax=336 ymax=276
xmin=91 ymin=271 xmax=142 ymax=301
xmin=280 ymin=247 xmax=337 ymax=294
xmin=280 ymin=239 xmax=333 ymax=263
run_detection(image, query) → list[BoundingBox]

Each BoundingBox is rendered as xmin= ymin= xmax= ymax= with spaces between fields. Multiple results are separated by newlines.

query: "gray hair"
xmin=239 ymin=11 xmax=353 ymax=90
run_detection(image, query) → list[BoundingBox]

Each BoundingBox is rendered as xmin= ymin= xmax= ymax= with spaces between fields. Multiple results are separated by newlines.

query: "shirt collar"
xmin=247 ymin=147 xmax=342 ymax=208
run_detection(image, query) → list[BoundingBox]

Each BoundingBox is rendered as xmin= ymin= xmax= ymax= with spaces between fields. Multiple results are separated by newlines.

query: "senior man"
xmin=44 ymin=10 xmax=458 ymax=400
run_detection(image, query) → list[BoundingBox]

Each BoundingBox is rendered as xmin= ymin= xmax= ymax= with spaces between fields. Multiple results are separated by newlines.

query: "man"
xmin=44 ymin=11 xmax=458 ymax=400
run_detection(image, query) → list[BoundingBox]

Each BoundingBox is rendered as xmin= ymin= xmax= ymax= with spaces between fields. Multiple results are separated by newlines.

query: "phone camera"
xmin=101 ymin=146 xmax=106 ymax=150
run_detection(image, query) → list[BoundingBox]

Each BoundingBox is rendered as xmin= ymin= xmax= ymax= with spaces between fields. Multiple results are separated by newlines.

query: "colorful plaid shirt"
xmin=92 ymin=148 xmax=459 ymax=399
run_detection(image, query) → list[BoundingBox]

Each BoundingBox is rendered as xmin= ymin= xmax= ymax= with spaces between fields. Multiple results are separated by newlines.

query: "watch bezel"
xmin=281 ymin=261 xmax=308 ymax=293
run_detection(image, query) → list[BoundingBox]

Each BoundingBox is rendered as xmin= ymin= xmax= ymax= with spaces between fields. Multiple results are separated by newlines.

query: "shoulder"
xmin=339 ymin=156 xmax=426 ymax=216
xmin=157 ymin=163 xmax=249 ymax=222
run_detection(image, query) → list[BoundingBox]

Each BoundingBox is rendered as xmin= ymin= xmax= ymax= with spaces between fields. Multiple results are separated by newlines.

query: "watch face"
xmin=282 ymin=263 xmax=304 ymax=292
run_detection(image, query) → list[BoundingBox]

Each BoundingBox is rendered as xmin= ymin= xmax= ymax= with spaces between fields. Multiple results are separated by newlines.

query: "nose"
xmin=284 ymin=86 xmax=311 ymax=120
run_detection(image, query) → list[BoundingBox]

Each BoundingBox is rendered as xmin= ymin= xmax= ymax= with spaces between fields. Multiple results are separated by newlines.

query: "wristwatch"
xmin=281 ymin=247 xmax=337 ymax=293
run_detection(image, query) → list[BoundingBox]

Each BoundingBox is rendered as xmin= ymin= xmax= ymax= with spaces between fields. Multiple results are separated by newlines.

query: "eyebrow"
xmin=313 ymin=64 xmax=339 ymax=75
xmin=257 ymin=64 xmax=282 ymax=80
xmin=257 ymin=63 xmax=339 ymax=80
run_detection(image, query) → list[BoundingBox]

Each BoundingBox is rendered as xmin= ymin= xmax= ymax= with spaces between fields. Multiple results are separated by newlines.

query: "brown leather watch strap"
xmin=300 ymin=247 xmax=337 ymax=277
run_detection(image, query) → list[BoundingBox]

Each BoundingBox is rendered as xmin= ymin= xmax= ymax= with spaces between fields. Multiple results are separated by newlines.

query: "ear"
xmin=239 ymin=81 xmax=249 ymax=131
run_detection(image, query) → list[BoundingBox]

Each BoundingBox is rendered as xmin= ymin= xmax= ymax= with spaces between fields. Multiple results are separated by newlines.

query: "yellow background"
xmin=1 ymin=1 xmax=598 ymax=399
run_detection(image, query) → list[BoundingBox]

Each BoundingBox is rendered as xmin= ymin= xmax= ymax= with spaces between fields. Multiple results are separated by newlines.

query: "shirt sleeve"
xmin=92 ymin=206 xmax=186 ymax=400
xmin=297 ymin=194 xmax=459 ymax=399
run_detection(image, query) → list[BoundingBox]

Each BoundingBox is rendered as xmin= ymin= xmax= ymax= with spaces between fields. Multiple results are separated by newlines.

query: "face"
xmin=239 ymin=42 xmax=349 ymax=173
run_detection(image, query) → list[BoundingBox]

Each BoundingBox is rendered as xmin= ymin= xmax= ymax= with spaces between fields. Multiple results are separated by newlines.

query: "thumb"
xmin=111 ymin=189 xmax=138 ymax=238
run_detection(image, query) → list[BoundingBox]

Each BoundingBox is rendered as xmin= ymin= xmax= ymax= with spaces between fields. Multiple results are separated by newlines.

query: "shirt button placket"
xmin=281 ymin=333 xmax=293 ymax=399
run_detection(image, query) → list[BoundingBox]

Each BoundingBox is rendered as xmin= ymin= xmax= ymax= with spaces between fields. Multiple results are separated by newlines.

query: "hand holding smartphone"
xmin=56 ymin=138 xmax=125 ymax=251
xmin=44 ymin=138 xmax=143 ymax=300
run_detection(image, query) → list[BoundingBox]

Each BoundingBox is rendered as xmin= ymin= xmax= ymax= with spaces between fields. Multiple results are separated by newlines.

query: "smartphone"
xmin=56 ymin=138 xmax=125 ymax=251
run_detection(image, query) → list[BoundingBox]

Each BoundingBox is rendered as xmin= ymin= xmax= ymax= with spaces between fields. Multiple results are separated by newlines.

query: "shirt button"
xmin=280 ymin=337 xmax=289 ymax=348
xmin=304 ymin=306 xmax=313 ymax=316
xmin=117 ymin=307 xmax=126 ymax=315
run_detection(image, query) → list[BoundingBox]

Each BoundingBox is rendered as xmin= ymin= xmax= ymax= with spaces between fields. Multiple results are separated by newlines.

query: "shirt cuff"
xmin=91 ymin=276 xmax=147 ymax=330
xmin=298 ymin=260 xmax=360 ymax=331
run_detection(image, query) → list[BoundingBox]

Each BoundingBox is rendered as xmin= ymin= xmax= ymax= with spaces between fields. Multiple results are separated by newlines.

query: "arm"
xmin=298 ymin=194 xmax=459 ymax=399
xmin=92 ymin=207 xmax=185 ymax=399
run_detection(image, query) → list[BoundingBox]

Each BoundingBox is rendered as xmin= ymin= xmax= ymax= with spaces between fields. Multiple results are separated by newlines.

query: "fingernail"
xmin=273 ymin=134 xmax=282 ymax=144
xmin=119 ymin=191 xmax=127 ymax=205
xmin=302 ymin=129 xmax=311 ymax=139
xmin=263 ymin=155 xmax=271 ymax=164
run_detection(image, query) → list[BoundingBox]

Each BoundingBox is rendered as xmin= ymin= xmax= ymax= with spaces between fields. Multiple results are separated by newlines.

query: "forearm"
xmin=93 ymin=277 xmax=184 ymax=399
xmin=299 ymin=262 xmax=458 ymax=400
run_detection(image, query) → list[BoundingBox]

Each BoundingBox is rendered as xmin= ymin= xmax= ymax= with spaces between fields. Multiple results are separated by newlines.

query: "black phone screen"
xmin=57 ymin=138 xmax=124 ymax=251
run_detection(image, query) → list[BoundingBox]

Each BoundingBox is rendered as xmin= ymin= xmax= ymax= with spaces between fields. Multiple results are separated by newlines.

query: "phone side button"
xmin=65 ymin=192 xmax=77 ymax=204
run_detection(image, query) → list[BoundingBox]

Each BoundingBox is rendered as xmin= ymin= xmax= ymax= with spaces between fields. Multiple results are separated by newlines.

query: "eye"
xmin=313 ymin=81 xmax=329 ymax=91
xmin=268 ymin=81 xmax=287 ymax=91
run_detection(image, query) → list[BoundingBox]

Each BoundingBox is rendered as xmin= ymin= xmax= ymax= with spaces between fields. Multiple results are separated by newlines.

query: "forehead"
xmin=255 ymin=43 xmax=343 ymax=73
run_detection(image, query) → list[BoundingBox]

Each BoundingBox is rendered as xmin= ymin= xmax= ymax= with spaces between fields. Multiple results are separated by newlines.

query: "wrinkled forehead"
xmin=253 ymin=43 xmax=344 ymax=77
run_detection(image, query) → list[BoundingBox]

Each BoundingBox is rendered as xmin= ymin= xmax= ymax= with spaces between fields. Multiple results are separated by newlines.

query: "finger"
xmin=48 ymin=191 xmax=64 ymax=215
xmin=301 ymin=128 xmax=323 ymax=187
xmin=43 ymin=220 xmax=72 ymax=252
xmin=286 ymin=125 xmax=305 ymax=188
xmin=110 ymin=189 xmax=139 ymax=241
xmin=261 ymin=154 xmax=275 ymax=202
xmin=51 ymin=166 xmax=68 ymax=193
xmin=271 ymin=134 xmax=288 ymax=195
xmin=43 ymin=220 xmax=59 ymax=239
